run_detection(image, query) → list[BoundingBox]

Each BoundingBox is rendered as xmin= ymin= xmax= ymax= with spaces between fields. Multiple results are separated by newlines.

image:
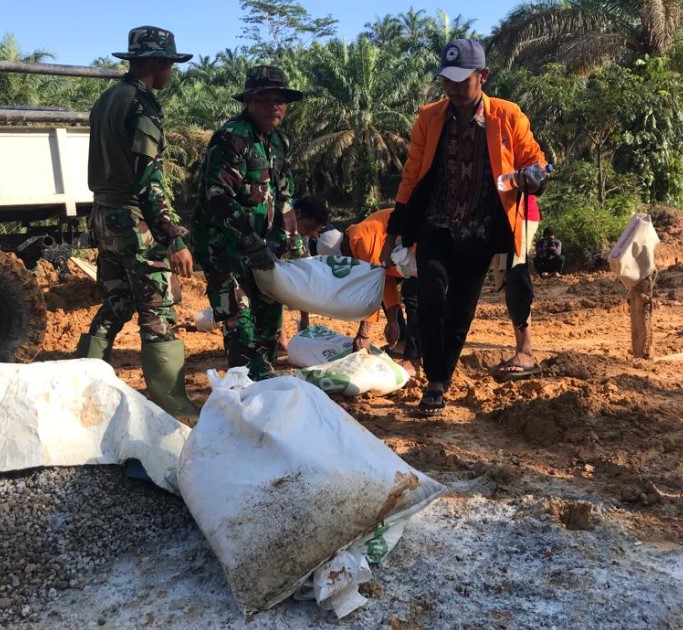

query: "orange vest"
xmin=346 ymin=208 xmax=402 ymax=323
xmin=395 ymin=93 xmax=547 ymax=256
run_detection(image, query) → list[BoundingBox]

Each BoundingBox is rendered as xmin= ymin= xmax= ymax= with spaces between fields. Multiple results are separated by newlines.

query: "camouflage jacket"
xmin=192 ymin=111 xmax=304 ymax=269
xmin=88 ymin=74 xmax=186 ymax=253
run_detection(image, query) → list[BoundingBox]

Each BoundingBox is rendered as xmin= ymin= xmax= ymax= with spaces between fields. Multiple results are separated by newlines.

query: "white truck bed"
xmin=0 ymin=126 xmax=92 ymax=217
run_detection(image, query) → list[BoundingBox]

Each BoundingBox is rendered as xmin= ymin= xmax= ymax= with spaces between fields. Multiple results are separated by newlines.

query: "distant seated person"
xmin=534 ymin=227 xmax=565 ymax=277
xmin=315 ymin=208 xmax=421 ymax=376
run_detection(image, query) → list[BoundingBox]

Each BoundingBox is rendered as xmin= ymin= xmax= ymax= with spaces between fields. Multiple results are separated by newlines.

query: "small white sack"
xmin=0 ymin=359 xmax=190 ymax=493
xmin=608 ymin=213 xmax=660 ymax=289
xmin=296 ymin=348 xmax=410 ymax=396
xmin=253 ymin=255 xmax=385 ymax=321
xmin=390 ymin=245 xmax=418 ymax=278
xmin=194 ymin=306 xmax=218 ymax=331
xmin=177 ymin=368 xmax=445 ymax=613
xmin=288 ymin=324 xmax=381 ymax=368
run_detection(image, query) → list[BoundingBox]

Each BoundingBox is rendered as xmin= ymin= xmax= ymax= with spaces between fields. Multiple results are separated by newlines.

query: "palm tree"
xmin=294 ymin=37 xmax=423 ymax=213
xmin=487 ymin=0 xmax=683 ymax=73
xmin=363 ymin=14 xmax=403 ymax=46
xmin=0 ymin=34 xmax=53 ymax=105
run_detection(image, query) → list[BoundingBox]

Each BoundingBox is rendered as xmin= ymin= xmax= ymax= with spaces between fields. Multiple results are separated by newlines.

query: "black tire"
xmin=0 ymin=252 xmax=47 ymax=362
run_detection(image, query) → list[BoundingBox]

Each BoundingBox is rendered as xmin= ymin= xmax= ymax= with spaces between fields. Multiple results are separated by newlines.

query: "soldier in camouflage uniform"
xmin=192 ymin=66 xmax=308 ymax=380
xmin=76 ymin=26 xmax=200 ymax=418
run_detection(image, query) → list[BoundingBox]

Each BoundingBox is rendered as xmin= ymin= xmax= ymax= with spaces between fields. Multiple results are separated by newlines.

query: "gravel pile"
xmin=2 ymin=466 xmax=682 ymax=629
xmin=0 ymin=466 xmax=193 ymax=626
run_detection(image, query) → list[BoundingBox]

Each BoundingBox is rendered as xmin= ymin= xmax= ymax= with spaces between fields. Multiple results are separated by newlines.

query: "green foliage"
xmin=239 ymin=0 xmax=338 ymax=59
xmin=539 ymin=160 xmax=642 ymax=266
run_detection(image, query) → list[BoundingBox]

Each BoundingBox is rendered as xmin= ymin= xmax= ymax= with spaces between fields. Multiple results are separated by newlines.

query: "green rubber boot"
xmin=141 ymin=339 xmax=200 ymax=420
xmin=75 ymin=333 xmax=111 ymax=361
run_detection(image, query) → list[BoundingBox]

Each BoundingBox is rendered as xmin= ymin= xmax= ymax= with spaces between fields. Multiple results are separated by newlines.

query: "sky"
xmin=2 ymin=0 xmax=522 ymax=66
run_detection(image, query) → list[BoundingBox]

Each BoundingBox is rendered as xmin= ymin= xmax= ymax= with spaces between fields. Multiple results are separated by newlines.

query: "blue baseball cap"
xmin=436 ymin=39 xmax=486 ymax=82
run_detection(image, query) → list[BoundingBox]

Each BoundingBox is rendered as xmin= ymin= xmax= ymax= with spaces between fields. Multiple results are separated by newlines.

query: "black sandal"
xmin=417 ymin=389 xmax=445 ymax=416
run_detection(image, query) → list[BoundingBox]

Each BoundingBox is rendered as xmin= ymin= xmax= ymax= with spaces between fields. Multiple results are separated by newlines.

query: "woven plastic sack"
xmin=177 ymin=369 xmax=445 ymax=613
xmin=608 ymin=213 xmax=660 ymax=289
xmin=253 ymin=255 xmax=385 ymax=321
xmin=296 ymin=347 xmax=410 ymax=396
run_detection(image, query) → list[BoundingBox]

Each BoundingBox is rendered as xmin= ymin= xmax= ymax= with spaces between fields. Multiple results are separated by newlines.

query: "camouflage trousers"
xmin=205 ymin=262 xmax=282 ymax=381
xmin=87 ymin=204 xmax=177 ymax=344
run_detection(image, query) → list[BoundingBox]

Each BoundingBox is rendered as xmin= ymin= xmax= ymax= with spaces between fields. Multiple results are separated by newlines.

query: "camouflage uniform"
xmin=87 ymin=74 xmax=188 ymax=343
xmin=193 ymin=106 xmax=305 ymax=380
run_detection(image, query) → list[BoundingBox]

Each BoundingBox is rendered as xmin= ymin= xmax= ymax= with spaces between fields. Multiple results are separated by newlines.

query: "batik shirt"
xmin=424 ymin=99 xmax=510 ymax=253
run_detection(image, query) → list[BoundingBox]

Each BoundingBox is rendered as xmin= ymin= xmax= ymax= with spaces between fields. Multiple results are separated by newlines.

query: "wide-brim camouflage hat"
xmin=233 ymin=65 xmax=303 ymax=103
xmin=112 ymin=26 xmax=193 ymax=62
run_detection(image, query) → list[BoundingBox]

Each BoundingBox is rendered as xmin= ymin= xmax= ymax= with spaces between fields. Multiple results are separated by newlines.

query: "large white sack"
xmin=287 ymin=324 xmax=380 ymax=368
xmin=296 ymin=348 xmax=410 ymax=396
xmin=0 ymin=359 xmax=190 ymax=493
xmin=177 ymin=368 xmax=445 ymax=613
xmin=253 ymin=255 xmax=385 ymax=321
xmin=608 ymin=213 xmax=660 ymax=289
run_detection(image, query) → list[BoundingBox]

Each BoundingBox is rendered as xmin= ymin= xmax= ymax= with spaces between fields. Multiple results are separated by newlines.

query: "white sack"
xmin=296 ymin=348 xmax=410 ymax=396
xmin=390 ymin=245 xmax=418 ymax=278
xmin=287 ymin=324 xmax=376 ymax=368
xmin=608 ymin=213 xmax=660 ymax=289
xmin=177 ymin=368 xmax=445 ymax=613
xmin=253 ymin=255 xmax=385 ymax=321
xmin=0 ymin=359 xmax=190 ymax=493
xmin=194 ymin=306 xmax=218 ymax=331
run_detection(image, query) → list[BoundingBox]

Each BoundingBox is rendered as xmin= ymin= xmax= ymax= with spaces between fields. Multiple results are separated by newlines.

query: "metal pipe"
xmin=0 ymin=60 xmax=125 ymax=79
xmin=0 ymin=109 xmax=89 ymax=123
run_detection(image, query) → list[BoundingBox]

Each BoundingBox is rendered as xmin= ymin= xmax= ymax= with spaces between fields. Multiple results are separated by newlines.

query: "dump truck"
xmin=0 ymin=61 xmax=124 ymax=362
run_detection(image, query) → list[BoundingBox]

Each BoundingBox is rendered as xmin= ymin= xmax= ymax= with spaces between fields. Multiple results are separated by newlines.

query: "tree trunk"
xmin=597 ymin=147 xmax=605 ymax=205
xmin=629 ymin=273 xmax=655 ymax=359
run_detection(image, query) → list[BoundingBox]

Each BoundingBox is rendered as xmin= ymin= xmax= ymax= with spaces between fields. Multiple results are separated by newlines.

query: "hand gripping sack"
xmin=608 ymin=213 xmax=660 ymax=289
xmin=253 ymin=255 xmax=385 ymax=321
xmin=296 ymin=347 xmax=410 ymax=396
xmin=177 ymin=369 xmax=445 ymax=613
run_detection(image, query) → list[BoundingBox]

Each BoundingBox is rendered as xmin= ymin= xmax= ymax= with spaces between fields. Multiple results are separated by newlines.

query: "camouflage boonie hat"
xmin=233 ymin=65 xmax=303 ymax=103
xmin=112 ymin=26 xmax=193 ymax=63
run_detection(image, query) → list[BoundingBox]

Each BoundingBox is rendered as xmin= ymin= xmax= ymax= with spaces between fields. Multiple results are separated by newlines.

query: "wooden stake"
xmin=629 ymin=273 xmax=655 ymax=359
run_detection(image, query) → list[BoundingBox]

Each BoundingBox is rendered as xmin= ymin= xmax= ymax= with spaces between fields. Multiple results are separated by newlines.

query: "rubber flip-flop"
xmin=416 ymin=389 xmax=445 ymax=416
xmin=496 ymin=362 xmax=542 ymax=382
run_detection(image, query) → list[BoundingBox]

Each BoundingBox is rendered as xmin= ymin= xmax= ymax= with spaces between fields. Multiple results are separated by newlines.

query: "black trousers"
xmin=416 ymin=229 xmax=494 ymax=383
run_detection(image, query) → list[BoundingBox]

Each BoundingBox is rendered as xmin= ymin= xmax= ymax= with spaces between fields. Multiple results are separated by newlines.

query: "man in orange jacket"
xmin=317 ymin=208 xmax=420 ymax=375
xmin=381 ymin=39 xmax=548 ymax=415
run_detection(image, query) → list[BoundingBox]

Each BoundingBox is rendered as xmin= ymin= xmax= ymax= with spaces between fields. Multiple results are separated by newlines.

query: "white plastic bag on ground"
xmin=287 ymin=325 xmax=380 ymax=368
xmin=296 ymin=347 xmax=410 ymax=396
xmin=0 ymin=359 xmax=190 ymax=493
xmin=253 ymin=255 xmax=385 ymax=321
xmin=177 ymin=368 xmax=445 ymax=614
xmin=608 ymin=213 xmax=660 ymax=289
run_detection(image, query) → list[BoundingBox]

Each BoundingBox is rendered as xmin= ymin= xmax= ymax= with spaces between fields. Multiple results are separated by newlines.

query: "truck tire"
xmin=0 ymin=252 xmax=47 ymax=362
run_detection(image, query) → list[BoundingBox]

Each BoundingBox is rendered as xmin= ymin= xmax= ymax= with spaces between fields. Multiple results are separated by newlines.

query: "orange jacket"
xmin=346 ymin=208 xmax=403 ymax=323
xmin=393 ymin=93 xmax=547 ymax=256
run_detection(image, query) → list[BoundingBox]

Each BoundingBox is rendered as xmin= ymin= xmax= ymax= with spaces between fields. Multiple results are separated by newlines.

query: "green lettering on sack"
xmin=365 ymin=525 xmax=390 ymax=564
xmin=323 ymin=255 xmax=361 ymax=278
xmin=298 ymin=368 xmax=349 ymax=394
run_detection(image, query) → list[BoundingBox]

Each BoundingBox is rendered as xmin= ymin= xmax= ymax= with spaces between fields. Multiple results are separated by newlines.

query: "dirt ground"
xmin=35 ymin=210 xmax=683 ymax=552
